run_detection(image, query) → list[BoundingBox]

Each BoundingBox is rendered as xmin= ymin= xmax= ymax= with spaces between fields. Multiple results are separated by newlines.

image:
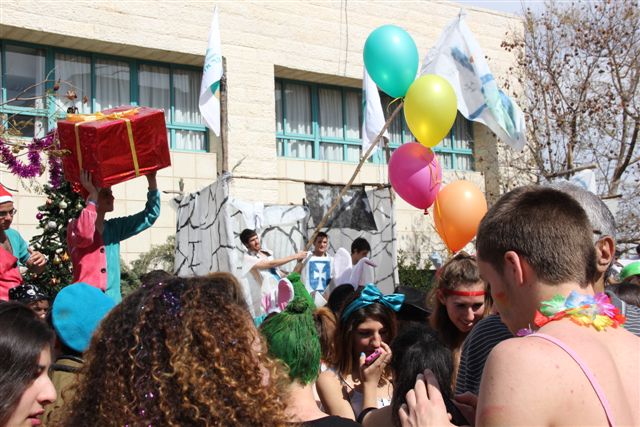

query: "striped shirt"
xmin=606 ymin=289 xmax=640 ymax=336
xmin=455 ymin=315 xmax=512 ymax=396
xmin=456 ymin=293 xmax=640 ymax=396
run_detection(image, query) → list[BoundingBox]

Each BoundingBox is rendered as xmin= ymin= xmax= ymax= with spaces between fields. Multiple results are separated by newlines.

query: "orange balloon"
xmin=433 ymin=180 xmax=488 ymax=252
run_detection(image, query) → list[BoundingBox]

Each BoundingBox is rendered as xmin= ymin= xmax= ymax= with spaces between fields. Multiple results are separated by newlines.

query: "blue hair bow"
xmin=341 ymin=284 xmax=405 ymax=321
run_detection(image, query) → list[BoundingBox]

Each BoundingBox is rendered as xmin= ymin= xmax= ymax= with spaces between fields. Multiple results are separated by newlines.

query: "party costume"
xmin=67 ymin=189 xmax=160 ymax=303
xmin=0 ymin=184 xmax=31 ymax=300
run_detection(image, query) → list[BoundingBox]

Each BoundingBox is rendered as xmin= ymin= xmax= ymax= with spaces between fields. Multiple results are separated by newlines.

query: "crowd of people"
xmin=1 ymin=176 xmax=640 ymax=426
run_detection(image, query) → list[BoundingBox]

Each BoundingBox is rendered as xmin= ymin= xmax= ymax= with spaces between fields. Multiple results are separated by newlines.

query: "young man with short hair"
xmin=330 ymin=236 xmax=375 ymax=291
xmin=400 ymin=186 xmax=639 ymax=427
xmin=350 ymin=237 xmax=371 ymax=265
xmin=295 ymin=231 xmax=334 ymax=300
xmin=240 ymin=228 xmax=306 ymax=314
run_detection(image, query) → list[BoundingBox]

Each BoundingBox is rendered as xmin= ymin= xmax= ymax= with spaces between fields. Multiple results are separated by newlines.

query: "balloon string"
xmin=434 ymin=197 xmax=451 ymax=254
xmin=386 ymin=97 xmax=403 ymax=114
xmin=429 ymin=151 xmax=442 ymax=191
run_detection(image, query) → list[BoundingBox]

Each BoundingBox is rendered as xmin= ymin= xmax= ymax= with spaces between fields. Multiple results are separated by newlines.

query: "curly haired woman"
xmin=59 ymin=276 xmax=290 ymax=426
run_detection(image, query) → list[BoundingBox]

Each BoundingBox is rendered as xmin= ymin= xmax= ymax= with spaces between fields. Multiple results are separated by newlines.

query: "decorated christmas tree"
xmin=27 ymin=167 xmax=84 ymax=293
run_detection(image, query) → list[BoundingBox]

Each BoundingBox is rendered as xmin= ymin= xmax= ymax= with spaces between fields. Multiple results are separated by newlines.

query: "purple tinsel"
xmin=0 ymin=130 xmax=63 ymax=188
xmin=48 ymin=155 xmax=64 ymax=189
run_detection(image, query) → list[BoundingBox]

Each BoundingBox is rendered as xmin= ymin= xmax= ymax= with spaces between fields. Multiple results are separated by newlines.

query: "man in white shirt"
xmin=295 ymin=232 xmax=334 ymax=303
xmin=240 ymin=229 xmax=306 ymax=314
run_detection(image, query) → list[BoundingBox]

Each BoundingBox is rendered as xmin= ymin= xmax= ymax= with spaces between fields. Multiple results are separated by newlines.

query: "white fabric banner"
xmin=421 ymin=12 xmax=526 ymax=151
xmin=362 ymin=68 xmax=389 ymax=154
xmin=199 ymin=6 xmax=223 ymax=136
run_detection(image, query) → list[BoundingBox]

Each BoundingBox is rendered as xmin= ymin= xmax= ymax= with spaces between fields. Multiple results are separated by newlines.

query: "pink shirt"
xmin=67 ymin=203 xmax=108 ymax=291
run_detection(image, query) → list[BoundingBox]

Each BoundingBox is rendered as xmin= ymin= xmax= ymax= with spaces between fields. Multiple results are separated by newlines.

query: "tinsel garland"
xmin=0 ymin=130 xmax=64 ymax=188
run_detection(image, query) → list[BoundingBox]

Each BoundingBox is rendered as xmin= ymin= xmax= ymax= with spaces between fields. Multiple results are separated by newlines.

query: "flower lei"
xmin=518 ymin=291 xmax=626 ymax=336
xmin=0 ymin=130 xmax=64 ymax=188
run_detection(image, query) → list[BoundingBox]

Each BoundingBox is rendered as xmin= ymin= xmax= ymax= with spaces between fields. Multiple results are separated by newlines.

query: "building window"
xmin=379 ymin=94 xmax=474 ymax=171
xmin=1 ymin=45 xmax=48 ymax=138
xmin=0 ymin=41 xmax=208 ymax=151
xmin=275 ymin=78 xmax=475 ymax=170
xmin=275 ymin=79 xmax=362 ymax=162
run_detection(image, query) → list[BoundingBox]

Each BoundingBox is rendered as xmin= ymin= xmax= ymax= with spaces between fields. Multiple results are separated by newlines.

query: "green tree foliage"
xmin=121 ymin=235 xmax=175 ymax=296
xmin=397 ymin=249 xmax=435 ymax=292
xmin=27 ymin=181 xmax=84 ymax=293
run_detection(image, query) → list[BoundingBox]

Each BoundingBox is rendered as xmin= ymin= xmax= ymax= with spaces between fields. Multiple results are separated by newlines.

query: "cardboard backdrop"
xmin=175 ymin=175 xmax=397 ymax=316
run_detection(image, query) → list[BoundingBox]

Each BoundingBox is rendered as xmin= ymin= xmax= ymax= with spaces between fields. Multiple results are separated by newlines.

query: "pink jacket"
xmin=67 ymin=190 xmax=160 ymax=302
xmin=67 ymin=203 xmax=108 ymax=291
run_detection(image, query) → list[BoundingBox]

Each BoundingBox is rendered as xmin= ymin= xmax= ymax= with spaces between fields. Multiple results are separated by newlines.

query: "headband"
xmin=441 ymin=288 xmax=485 ymax=297
xmin=341 ymin=284 xmax=405 ymax=321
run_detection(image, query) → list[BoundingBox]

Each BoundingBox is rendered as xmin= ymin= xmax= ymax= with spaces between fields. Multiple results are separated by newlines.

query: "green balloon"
xmin=364 ymin=25 xmax=419 ymax=98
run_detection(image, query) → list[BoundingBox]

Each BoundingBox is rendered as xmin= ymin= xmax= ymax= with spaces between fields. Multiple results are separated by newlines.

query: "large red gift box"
xmin=58 ymin=106 xmax=171 ymax=188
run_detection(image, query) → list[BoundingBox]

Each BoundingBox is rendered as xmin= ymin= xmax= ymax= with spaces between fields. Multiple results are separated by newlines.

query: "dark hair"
xmin=477 ymin=186 xmax=597 ymax=286
xmin=139 ymin=269 xmax=175 ymax=288
xmin=240 ymin=229 xmax=258 ymax=246
xmin=390 ymin=325 xmax=466 ymax=426
xmin=429 ymin=252 xmax=486 ymax=350
xmin=0 ymin=302 xmax=54 ymax=425
xmin=326 ymin=284 xmax=357 ymax=314
xmin=609 ymin=283 xmax=640 ymax=307
xmin=334 ymin=288 xmax=397 ymax=377
xmin=313 ymin=306 xmax=337 ymax=366
xmin=203 ymin=272 xmax=249 ymax=310
xmin=351 ymin=237 xmax=371 ymax=254
xmin=61 ymin=278 xmax=288 ymax=426
xmin=394 ymin=286 xmax=430 ymax=332
xmin=315 ymin=231 xmax=328 ymax=242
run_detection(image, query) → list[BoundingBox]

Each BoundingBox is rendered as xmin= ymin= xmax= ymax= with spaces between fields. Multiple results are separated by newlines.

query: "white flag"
xmin=199 ymin=6 xmax=223 ymax=136
xmin=362 ymin=68 xmax=389 ymax=154
xmin=421 ymin=12 xmax=526 ymax=150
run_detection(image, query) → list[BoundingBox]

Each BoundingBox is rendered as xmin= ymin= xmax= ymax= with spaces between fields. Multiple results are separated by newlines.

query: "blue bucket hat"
xmin=52 ymin=283 xmax=116 ymax=353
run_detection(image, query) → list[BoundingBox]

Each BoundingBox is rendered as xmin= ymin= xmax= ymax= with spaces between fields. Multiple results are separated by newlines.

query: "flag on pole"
xmin=199 ymin=6 xmax=223 ymax=136
xmin=362 ymin=68 xmax=389 ymax=154
xmin=421 ymin=12 xmax=526 ymax=151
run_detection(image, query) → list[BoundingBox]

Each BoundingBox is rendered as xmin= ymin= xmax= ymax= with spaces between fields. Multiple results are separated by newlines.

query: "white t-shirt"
xmin=241 ymin=250 xmax=282 ymax=316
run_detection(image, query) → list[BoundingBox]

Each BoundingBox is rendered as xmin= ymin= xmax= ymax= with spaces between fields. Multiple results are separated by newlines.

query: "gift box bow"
xmin=66 ymin=107 xmax=142 ymax=177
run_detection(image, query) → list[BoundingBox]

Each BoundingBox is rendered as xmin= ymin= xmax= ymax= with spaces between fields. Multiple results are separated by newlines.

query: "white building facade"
xmin=0 ymin=1 xmax=524 ymax=266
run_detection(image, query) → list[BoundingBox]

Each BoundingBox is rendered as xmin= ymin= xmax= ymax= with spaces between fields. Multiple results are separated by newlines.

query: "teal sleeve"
xmin=6 ymin=229 xmax=30 ymax=265
xmin=103 ymin=190 xmax=161 ymax=245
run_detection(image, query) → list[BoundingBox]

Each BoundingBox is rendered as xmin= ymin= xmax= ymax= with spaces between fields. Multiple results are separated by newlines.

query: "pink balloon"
xmin=388 ymin=142 xmax=442 ymax=211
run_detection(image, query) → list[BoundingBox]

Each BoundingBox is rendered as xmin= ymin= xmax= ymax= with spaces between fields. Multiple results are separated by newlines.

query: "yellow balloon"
xmin=404 ymin=75 xmax=457 ymax=148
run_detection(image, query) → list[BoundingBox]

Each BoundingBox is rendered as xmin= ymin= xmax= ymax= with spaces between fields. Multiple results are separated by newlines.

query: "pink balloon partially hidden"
xmin=388 ymin=142 xmax=442 ymax=211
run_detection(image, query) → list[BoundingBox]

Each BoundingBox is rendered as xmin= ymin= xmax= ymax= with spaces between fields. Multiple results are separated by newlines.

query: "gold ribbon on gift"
xmin=67 ymin=108 xmax=141 ymax=176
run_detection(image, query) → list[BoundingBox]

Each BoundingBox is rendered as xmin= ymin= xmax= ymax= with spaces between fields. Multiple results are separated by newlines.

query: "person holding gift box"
xmin=0 ymin=184 xmax=47 ymax=301
xmin=67 ymin=170 xmax=160 ymax=303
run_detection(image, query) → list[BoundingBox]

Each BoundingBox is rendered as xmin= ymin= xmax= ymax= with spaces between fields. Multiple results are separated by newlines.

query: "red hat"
xmin=0 ymin=184 xmax=13 ymax=204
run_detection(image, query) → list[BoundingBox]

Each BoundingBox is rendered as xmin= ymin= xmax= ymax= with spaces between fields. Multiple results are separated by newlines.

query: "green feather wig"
xmin=260 ymin=273 xmax=320 ymax=384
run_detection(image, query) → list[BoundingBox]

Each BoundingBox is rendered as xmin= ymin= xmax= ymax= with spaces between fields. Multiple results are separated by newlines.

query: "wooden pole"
xmin=219 ymin=57 xmax=229 ymax=172
xmin=304 ymin=101 xmax=403 ymax=250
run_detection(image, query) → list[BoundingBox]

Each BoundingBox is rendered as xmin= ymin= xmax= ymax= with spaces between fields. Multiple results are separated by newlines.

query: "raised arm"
xmin=253 ymin=251 xmax=307 ymax=270
xmin=105 ymin=172 xmax=160 ymax=243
